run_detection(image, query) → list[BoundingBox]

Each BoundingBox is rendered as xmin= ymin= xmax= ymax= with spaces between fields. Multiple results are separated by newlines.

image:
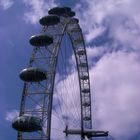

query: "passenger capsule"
xmin=62 ymin=7 xmax=71 ymax=12
xmin=29 ymin=34 xmax=53 ymax=47
xmin=68 ymin=11 xmax=76 ymax=17
xmin=82 ymin=88 xmax=90 ymax=93
xmin=19 ymin=67 xmax=47 ymax=82
xmin=12 ymin=116 xmax=42 ymax=132
xmin=48 ymin=7 xmax=72 ymax=16
xmin=77 ymin=49 xmax=85 ymax=55
xmin=39 ymin=15 xmax=60 ymax=26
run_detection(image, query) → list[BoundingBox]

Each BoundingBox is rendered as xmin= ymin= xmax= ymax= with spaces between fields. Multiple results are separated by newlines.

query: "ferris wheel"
xmin=12 ymin=7 xmax=108 ymax=140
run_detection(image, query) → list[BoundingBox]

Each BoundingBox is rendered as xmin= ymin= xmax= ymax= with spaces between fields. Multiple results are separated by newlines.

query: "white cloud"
xmin=85 ymin=26 xmax=106 ymax=43
xmin=0 ymin=0 xmax=13 ymax=10
xmin=22 ymin=0 xmax=57 ymax=24
xmin=90 ymin=51 xmax=140 ymax=139
xmin=5 ymin=110 xmax=19 ymax=122
xmin=75 ymin=0 xmax=140 ymax=51
xmin=86 ymin=46 xmax=109 ymax=66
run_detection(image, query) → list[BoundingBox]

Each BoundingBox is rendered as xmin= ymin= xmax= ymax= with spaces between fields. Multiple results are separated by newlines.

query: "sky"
xmin=0 ymin=0 xmax=140 ymax=140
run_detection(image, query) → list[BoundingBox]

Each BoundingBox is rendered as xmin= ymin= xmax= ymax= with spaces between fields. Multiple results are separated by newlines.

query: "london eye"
xmin=12 ymin=7 xmax=108 ymax=140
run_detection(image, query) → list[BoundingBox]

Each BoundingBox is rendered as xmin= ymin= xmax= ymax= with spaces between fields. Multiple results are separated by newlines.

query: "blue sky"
xmin=0 ymin=0 xmax=140 ymax=140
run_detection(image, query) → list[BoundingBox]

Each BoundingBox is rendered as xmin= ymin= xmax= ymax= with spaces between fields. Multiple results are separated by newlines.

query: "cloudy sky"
xmin=1 ymin=0 xmax=140 ymax=140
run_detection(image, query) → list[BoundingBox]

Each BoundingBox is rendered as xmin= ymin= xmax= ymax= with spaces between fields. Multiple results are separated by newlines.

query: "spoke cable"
xmin=59 ymin=39 xmax=81 ymax=124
